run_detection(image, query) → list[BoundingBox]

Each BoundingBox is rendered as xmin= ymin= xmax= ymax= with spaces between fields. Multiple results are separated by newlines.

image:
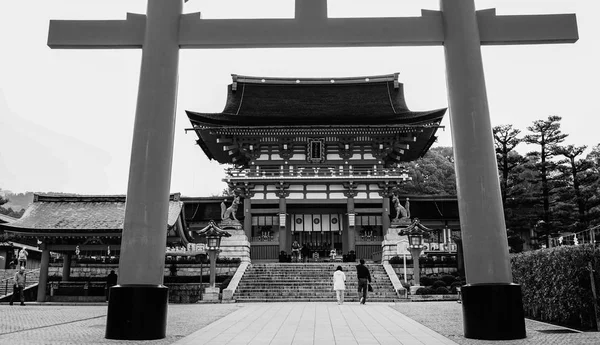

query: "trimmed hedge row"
xmin=511 ymin=244 xmax=600 ymax=329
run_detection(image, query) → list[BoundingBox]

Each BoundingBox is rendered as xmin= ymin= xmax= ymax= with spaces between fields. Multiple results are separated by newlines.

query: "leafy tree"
xmin=398 ymin=146 xmax=456 ymax=195
xmin=523 ymin=116 xmax=568 ymax=246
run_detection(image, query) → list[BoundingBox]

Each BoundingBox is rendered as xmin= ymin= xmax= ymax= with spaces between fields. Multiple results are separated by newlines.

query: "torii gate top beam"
xmin=48 ymin=8 xmax=578 ymax=49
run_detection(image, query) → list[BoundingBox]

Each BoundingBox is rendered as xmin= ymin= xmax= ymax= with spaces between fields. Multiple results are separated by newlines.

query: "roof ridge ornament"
xmin=232 ymin=74 xmax=238 ymax=91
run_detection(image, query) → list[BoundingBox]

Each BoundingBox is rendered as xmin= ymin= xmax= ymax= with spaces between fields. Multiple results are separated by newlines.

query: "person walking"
xmin=332 ymin=265 xmax=346 ymax=305
xmin=291 ymin=240 xmax=301 ymax=263
xmin=356 ymin=259 xmax=371 ymax=304
xmin=18 ymin=248 xmax=28 ymax=268
xmin=105 ymin=270 xmax=118 ymax=301
xmin=10 ymin=267 xmax=26 ymax=306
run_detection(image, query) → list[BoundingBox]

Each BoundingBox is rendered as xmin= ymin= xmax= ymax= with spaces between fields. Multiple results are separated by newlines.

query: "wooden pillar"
xmin=106 ymin=0 xmax=182 ymax=340
xmin=346 ymin=197 xmax=355 ymax=254
xmin=243 ymin=198 xmax=252 ymax=240
xmin=279 ymin=197 xmax=287 ymax=253
xmin=382 ymin=197 xmax=391 ymax=233
xmin=441 ymin=0 xmax=525 ymax=340
xmin=37 ymin=247 xmax=50 ymax=302
xmin=61 ymin=253 xmax=72 ymax=281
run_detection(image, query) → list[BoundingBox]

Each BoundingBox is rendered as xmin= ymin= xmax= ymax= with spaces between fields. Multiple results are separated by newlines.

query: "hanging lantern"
xmin=348 ymin=213 xmax=356 ymax=227
xmin=279 ymin=213 xmax=286 ymax=227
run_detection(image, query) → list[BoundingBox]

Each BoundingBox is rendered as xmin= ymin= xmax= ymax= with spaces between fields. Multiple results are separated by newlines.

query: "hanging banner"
xmin=313 ymin=214 xmax=322 ymax=232
xmin=304 ymin=214 xmax=313 ymax=232
xmin=322 ymin=214 xmax=330 ymax=231
xmin=333 ymin=214 xmax=341 ymax=231
xmin=294 ymin=215 xmax=304 ymax=232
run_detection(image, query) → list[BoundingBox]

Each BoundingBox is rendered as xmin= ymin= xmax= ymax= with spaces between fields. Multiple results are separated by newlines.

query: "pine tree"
xmin=523 ymin=116 xmax=568 ymax=246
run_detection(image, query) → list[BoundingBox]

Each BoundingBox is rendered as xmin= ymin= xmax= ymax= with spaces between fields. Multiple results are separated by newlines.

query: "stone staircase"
xmin=233 ymin=263 xmax=404 ymax=302
xmin=0 ymin=269 xmax=40 ymax=298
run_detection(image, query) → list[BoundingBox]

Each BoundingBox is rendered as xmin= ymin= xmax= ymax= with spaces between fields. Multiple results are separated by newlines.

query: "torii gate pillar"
xmin=441 ymin=1 xmax=525 ymax=339
xmin=104 ymin=0 xmax=182 ymax=340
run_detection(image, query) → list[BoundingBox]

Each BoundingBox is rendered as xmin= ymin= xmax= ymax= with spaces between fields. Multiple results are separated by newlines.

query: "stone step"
xmin=235 ymin=297 xmax=400 ymax=301
xmin=233 ymin=263 xmax=401 ymax=303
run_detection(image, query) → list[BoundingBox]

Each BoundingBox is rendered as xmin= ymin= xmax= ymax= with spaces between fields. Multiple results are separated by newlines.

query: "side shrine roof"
xmin=186 ymin=73 xmax=446 ymax=127
xmin=0 ymin=213 xmax=18 ymax=224
xmin=0 ymin=194 xmax=184 ymax=235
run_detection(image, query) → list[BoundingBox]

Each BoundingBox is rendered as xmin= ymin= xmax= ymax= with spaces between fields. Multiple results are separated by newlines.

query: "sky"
xmin=0 ymin=0 xmax=598 ymax=198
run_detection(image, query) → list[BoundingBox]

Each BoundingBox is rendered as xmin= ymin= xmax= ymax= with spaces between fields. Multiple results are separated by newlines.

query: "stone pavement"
xmin=174 ymin=303 xmax=456 ymax=345
xmin=0 ymin=301 xmax=599 ymax=344
xmin=391 ymin=301 xmax=600 ymax=345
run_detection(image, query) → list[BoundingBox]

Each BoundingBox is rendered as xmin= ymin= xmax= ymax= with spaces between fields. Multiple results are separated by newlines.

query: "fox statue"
xmin=221 ymin=195 xmax=240 ymax=221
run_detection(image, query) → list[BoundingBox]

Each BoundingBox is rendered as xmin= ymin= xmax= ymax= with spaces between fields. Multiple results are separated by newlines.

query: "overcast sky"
xmin=0 ymin=0 xmax=598 ymax=197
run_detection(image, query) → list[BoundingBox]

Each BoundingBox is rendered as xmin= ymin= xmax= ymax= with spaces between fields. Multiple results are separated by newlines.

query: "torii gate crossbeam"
xmin=45 ymin=0 xmax=578 ymax=341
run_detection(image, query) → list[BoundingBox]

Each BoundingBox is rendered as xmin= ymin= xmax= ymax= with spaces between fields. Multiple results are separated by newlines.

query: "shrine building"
xmin=186 ymin=73 xmax=450 ymax=261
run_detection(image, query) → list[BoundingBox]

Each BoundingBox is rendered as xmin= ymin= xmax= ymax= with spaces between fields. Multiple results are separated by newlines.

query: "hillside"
xmin=0 ymin=191 xmax=34 ymax=211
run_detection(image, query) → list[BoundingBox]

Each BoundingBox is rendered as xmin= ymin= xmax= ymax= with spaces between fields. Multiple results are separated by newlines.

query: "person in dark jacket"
xmin=106 ymin=270 xmax=118 ymax=301
xmin=356 ymin=259 xmax=371 ymax=304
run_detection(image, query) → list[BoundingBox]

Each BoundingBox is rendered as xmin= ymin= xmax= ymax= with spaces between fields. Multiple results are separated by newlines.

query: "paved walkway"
xmin=1 ymin=301 xmax=599 ymax=344
xmin=174 ymin=303 xmax=457 ymax=345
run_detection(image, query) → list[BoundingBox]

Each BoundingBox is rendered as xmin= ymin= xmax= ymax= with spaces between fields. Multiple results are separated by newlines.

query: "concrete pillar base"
xmin=409 ymin=285 xmax=423 ymax=295
xmin=203 ymin=287 xmax=220 ymax=301
xmin=462 ymin=283 xmax=526 ymax=340
xmin=105 ymin=285 xmax=168 ymax=340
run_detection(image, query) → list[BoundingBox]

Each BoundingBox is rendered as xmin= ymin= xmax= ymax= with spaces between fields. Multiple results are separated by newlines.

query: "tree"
xmin=398 ymin=146 xmax=456 ymax=195
xmin=0 ymin=193 xmax=8 ymax=207
xmin=523 ymin=115 xmax=568 ymax=246
xmin=553 ymin=145 xmax=594 ymax=231
xmin=493 ymin=124 xmax=524 ymax=206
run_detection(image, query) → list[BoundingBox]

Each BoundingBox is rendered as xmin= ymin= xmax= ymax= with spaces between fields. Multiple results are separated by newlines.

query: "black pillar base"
xmin=105 ymin=285 xmax=169 ymax=340
xmin=462 ymin=283 xmax=526 ymax=340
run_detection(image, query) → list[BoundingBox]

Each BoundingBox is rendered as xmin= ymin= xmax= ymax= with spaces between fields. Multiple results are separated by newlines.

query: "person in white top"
xmin=332 ymin=265 xmax=346 ymax=305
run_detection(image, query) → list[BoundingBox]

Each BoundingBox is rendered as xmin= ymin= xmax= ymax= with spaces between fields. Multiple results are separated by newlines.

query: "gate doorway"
xmin=291 ymin=213 xmax=343 ymax=261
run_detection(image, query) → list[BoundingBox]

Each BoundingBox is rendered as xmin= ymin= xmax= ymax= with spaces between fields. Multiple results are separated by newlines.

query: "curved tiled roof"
xmin=0 ymin=194 xmax=183 ymax=234
xmin=187 ymin=73 xmax=445 ymax=127
xmin=0 ymin=213 xmax=18 ymax=223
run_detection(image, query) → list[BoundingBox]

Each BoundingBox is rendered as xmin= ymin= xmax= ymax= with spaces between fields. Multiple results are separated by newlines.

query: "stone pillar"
xmin=209 ymin=250 xmax=217 ymax=287
xmin=105 ymin=0 xmax=182 ymax=340
xmin=441 ymin=0 xmax=525 ymax=340
xmin=61 ymin=253 xmax=72 ymax=281
xmin=243 ymin=198 xmax=252 ymax=239
xmin=37 ymin=247 xmax=50 ymax=302
xmin=279 ymin=197 xmax=287 ymax=253
xmin=202 ymin=250 xmax=220 ymax=301
xmin=346 ymin=197 xmax=356 ymax=254
xmin=382 ymin=197 xmax=391 ymax=234
xmin=409 ymin=247 xmax=423 ymax=286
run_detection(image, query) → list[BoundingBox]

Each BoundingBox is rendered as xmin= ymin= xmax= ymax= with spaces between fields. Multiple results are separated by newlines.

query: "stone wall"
xmin=391 ymin=265 xmax=457 ymax=285
xmin=48 ymin=263 xmax=240 ymax=279
xmin=165 ymin=283 xmax=203 ymax=303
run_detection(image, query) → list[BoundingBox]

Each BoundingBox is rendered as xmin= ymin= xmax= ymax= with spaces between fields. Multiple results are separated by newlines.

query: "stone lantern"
xmin=195 ymin=220 xmax=231 ymax=301
xmin=399 ymin=218 xmax=432 ymax=289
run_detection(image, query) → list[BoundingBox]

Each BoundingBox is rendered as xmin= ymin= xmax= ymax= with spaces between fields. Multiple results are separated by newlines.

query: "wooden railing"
xmin=371 ymin=251 xmax=382 ymax=263
xmin=355 ymin=245 xmax=381 ymax=261
xmin=226 ymin=166 xmax=410 ymax=180
xmin=250 ymin=245 xmax=279 ymax=261
xmin=251 ymin=236 xmax=276 ymax=243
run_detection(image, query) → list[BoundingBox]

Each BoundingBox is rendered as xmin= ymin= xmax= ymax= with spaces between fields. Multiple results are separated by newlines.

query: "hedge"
xmin=511 ymin=244 xmax=600 ymax=329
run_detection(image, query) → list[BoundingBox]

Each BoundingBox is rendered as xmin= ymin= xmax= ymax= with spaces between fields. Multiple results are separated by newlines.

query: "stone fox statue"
xmin=392 ymin=195 xmax=410 ymax=220
xmin=221 ymin=196 xmax=240 ymax=221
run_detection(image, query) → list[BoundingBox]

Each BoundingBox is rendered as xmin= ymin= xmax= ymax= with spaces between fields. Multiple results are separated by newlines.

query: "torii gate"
xmin=47 ymin=0 xmax=577 ymax=341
